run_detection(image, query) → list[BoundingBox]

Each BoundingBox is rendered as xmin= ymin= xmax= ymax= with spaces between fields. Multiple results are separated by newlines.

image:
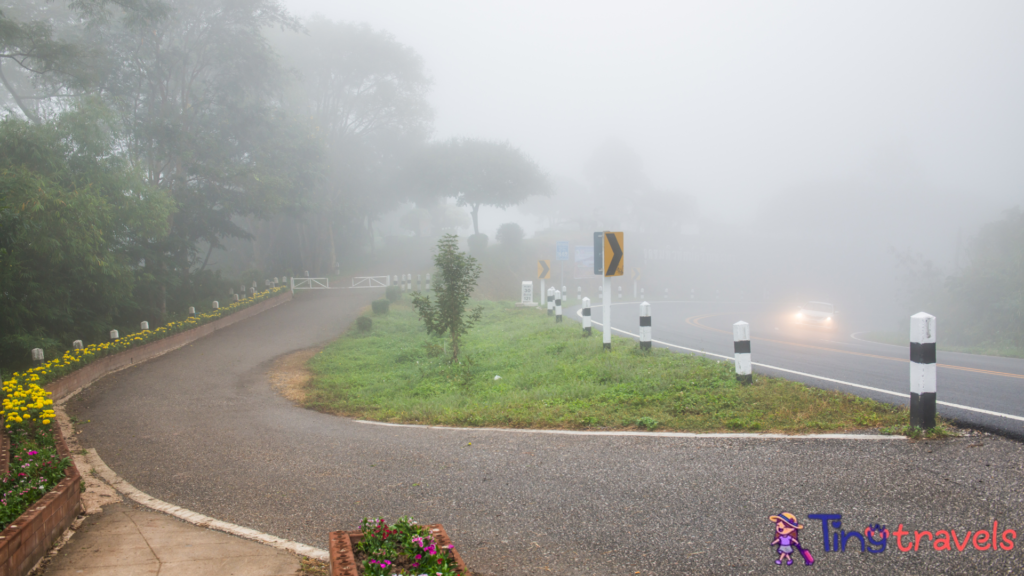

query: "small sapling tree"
xmin=411 ymin=234 xmax=483 ymax=362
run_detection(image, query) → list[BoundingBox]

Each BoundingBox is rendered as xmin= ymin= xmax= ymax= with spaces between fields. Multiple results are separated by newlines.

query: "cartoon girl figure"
xmin=769 ymin=512 xmax=807 ymax=566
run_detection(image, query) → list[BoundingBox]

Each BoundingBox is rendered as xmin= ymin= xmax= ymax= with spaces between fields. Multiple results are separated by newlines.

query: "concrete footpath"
xmin=37 ymin=502 xmax=303 ymax=576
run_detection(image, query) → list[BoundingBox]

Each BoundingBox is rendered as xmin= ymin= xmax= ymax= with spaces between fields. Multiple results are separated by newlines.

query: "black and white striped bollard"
xmin=910 ymin=312 xmax=937 ymax=429
xmin=582 ymin=297 xmax=592 ymax=336
xmin=733 ymin=320 xmax=752 ymax=384
xmin=639 ymin=301 xmax=651 ymax=350
xmin=547 ymin=287 xmax=555 ymax=316
xmin=555 ymin=290 xmax=562 ymax=323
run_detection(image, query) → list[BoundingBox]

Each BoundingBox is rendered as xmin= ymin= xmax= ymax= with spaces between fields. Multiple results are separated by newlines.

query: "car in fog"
xmin=794 ymin=301 xmax=835 ymax=327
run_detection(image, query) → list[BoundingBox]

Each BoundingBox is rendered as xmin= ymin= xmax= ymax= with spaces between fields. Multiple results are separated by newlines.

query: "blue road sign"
xmin=556 ymin=241 xmax=569 ymax=261
xmin=593 ymin=232 xmax=604 ymax=275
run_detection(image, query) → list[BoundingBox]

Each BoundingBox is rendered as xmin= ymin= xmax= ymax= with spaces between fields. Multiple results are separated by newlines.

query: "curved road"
xmin=587 ymin=300 xmax=1024 ymax=438
xmin=68 ymin=290 xmax=1024 ymax=575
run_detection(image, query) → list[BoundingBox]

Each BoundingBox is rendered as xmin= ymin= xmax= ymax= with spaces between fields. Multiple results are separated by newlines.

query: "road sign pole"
xmin=540 ymin=279 xmax=545 ymax=309
xmin=602 ymin=276 xmax=611 ymax=350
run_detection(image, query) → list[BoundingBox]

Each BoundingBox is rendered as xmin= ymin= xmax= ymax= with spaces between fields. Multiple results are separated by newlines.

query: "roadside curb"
xmin=353 ymin=420 xmax=906 ymax=440
xmin=84 ymin=448 xmax=329 ymax=561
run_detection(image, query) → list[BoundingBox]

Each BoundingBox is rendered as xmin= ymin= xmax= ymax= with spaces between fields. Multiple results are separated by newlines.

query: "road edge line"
xmin=578 ymin=308 xmax=1024 ymax=423
xmin=84 ymin=448 xmax=329 ymax=561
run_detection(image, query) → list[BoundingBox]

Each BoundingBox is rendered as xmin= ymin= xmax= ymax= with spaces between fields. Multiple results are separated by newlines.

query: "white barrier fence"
xmin=351 ymin=276 xmax=390 ymax=289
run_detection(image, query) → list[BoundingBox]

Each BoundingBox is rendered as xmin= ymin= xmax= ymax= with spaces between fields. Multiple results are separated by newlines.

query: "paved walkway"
xmin=39 ymin=502 xmax=300 ymax=576
xmin=62 ymin=289 xmax=1024 ymax=575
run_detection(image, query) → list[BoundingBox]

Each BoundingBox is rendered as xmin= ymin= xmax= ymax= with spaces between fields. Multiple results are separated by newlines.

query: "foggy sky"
xmin=279 ymin=1 xmax=1023 ymax=237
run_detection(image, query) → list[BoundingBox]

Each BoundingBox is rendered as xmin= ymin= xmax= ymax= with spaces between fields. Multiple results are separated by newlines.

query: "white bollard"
xmin=640 ymin=287 xmax=645 ymax=300
xmin=110 ymin=330 xmax=119 ymax=340
xmin=31 ymin=348 xmax=44 ymax=364
xmin=249 ymin=287 xmax=255 ymax=297
xmin=639 ymin=302 xmax=651 ymax=350
xmin=407 ymin=274 xmax=412 ymax=291
xmin=212 ymin=301 xmax=219 ymax=310
xmin=240 ymin=284 xmax=246 ymax=295
xmin=188 ymin=306 xmax=195 ymax=316
xmin=733 ymin=321 xmax=752 ymax=384
xmin=304 ymin=271 xmax=309 ymax=277
xmin=417 ymin=274 xmax=421 ymax=291
xmin=577 ymin=286 xmax=582 ymax=301
xmin=140 ymin=321 xmax=149 ymax=330
xmin=910 ymin=312 xmax=937 ymax=429
xmin=540 ymin=279 xmax=546 ymax=310
xmin=562 ymin=286 xmax=567 ymax=304
xmin=252 ymin=281 xmax=257 ymax=289
xmin=393 ymin=275 xmax=399 ymax=288
xmin=547 ymin=287 xmax=555 ymax=316
xmin=72 ymin=340 xmax=83 ymax=350
xmin=426 ymin=273 xmax=431 ymax=291
xmin=555 ymin=290 xmax=562 ymax=323
xmin=290 ymin=277 xmax=295 ymax=294
xmin=582 ymin=297 xmax=592 ymax=336
xmin=618 ymin=285 xmax=622 ymax=300
xmin=233 ymin=294 xmax=239 ymax=302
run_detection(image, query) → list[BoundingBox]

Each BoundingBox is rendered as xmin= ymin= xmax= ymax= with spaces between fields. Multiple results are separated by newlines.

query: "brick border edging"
xmin=328 ymin=524 xmax=469 ymax=576
xmin=0 ymin=424 xmax=81 ymax=576
xmin=46 ymin=291 xmax=293 ymax=403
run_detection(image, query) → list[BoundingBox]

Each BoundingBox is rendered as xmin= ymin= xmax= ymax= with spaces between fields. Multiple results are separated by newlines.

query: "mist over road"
xmin=587 ymin=300 xmax=1024 ymax=438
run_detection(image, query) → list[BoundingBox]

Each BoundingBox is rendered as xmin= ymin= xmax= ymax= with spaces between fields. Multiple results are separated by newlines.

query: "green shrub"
xmin=372 ymin=299 xmax=390 ymax=314
xmin=467 ymin=233 xmax=488 ymax=253
xmin=385 ymin=285 xmax=402 ymax=302
xmin=356 ymin=316 xmax=373 ymax=331
xmin=495 ymin=223 xmax=524 ymax=248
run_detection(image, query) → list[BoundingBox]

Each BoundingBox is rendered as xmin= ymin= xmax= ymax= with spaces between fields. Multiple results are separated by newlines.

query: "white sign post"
xmin=520 ymin=281 xmax=536 ymax=306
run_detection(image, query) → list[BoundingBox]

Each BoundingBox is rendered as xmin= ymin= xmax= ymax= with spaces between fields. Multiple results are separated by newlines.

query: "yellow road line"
xmin=686 ymin=314 xmax=1024 ymax=381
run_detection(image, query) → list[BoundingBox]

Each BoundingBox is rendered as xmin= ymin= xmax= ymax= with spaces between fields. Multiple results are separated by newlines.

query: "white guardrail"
xmin=290 ymin=277 xmax=330 ymax=290
xmin=350 ymin=276 xmax=390 ymax=289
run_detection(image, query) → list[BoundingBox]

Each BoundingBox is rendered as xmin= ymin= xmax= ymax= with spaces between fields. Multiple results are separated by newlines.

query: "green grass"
xmin=305 ymin=301 xmax=912 ymax=433
xmin=858 ymin=331 xmax=1024 ymax=359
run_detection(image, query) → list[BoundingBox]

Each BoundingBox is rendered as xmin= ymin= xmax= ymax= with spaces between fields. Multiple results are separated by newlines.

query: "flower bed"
xmin=0 ymin=423 xmax=80 ymax=576
xmin=329 ymin=518 xmax=469 ymax=576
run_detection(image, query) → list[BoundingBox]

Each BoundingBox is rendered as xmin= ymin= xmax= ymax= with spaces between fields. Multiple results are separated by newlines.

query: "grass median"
xmin=305 ymin=300 xmax=909 ymax=433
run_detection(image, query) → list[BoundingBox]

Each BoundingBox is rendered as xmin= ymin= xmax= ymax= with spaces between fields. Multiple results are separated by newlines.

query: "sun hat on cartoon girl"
xmin=770 ymin=513 xmax=804 ymax=530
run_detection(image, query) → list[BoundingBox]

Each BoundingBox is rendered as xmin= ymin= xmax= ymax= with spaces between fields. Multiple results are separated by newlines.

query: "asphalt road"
xmin=67 ymin=290 xmax=1024 ymax=575
xmin=584 ymin=299 xmax=1024 ymax=438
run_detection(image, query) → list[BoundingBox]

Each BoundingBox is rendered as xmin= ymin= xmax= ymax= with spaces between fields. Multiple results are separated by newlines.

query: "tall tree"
xmin=97 ymin=0 xmax=312 ymax=315
xmin=271 ymin=17 xmax=433 ymax=271
xmin=421 ymin=139 xmax=550 ymax=236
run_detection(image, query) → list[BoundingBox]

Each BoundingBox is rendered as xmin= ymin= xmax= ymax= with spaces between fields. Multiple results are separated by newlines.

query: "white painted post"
xmin=562 ymin=285 xmax=567 ymax=305
xmin=582 ymin=297 xmax=592 ymax=336
xmin=640 ymin=287 xmax=645 ymax=300
xmin=110 ymin=330 xmax=119 ymax=340
xmin=639 ymin=302 xmax=651 ymax=350
xmin=602 ymin=276 xmax=611 ymax=349
xmin=521 ymin=281 xmax=534 ymax=305
xmin=233 ymin=294 xmax=239 ymax=302
xmin=426 ymin=273 xmax=431 ymax=291
xmin=393 ymin=275 xmax=399 ymax=288
xmin=555 ymin=290 xmax=562 ymax=323
xmin=249 ymin=287 xmax=255 ymax=297
xmin=304 ymin=270 xmax=309 ymax=277
xmin=577 ymin=286 xmax=581 ymax=301
xmin=417 ymin=274 xmax=421 ymax=291
xmin=540 ymin=279 xmax=546 ymax=310
xmin=618 ymin=285 xmax=622 ymax=300
xmin=407 ymin=274 xmax=412 ymax=291
xmin=72 ymin=340 xmax=83 ymax=350
xmin=290 ymin=277 xmax=294 ymax=294
xmin=31 ymin=348 xmax=44 ymax=365
xmin=188 ymin=306 xmax=195 ymax=316
xmin=252 ymin=281 xmax=257 ymax=290
xmin=212 ymin=301 xmax=219 ymax=310
xmin=140 ymin=321 xmax=149 ymax=331
xmin=733 ymin=321 xmax=752 ymax=384
xmin=910 ymin=312 xmax=937 ymax=429
xmin=547 ymin=287 xmax=555 ymax=316
xmin=240 ymin=284 xmax=246 ymax=296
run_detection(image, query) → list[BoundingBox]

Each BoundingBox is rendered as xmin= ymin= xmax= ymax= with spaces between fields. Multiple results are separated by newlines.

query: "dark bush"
xmin=467 ymin=233 xmax=488 ymax=253
xmin=385 ymin=285 xmax=402 ymax=302
xmin=371 ymin=299 xmax=390 ymax=314
xmin=356 ymin=316 xmax=373 ymax=331
xmin=495 ymin=223 xmax=524 ymax=248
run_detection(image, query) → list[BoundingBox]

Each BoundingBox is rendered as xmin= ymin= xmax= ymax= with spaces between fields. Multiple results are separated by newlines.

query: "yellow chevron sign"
xmin=537 ymin=260 xmax=551 ymax=279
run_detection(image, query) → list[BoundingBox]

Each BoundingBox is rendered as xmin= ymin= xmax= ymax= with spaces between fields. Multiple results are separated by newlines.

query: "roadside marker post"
xmin=910 ymin=312 xmax=937 ymax=429
xmin=733 ymin=321 xmax=752 ymax=384
xmin=547 ymin=287 xmax=555 ymax=316
xmin=212 ymin=301 xmax=219 ymax=310
xmin=639 ymin=302 xmax=651 ymax=350
xmin=141 ymin=321 xmax=149 ymax=331
xmin=521 ymin=281 xmax=535 ymax=306
xmin=582 ymin=297 xmax=592 ymax=335
xmin=233 ymin=294 xmax=239 ymax=302
xmin=72 ymin=340 xmax=83 ymax=350
xmin=618 ymin=285 xmax=622 ymax=300
xmin=110 ymin=330 xmax=119 ymax=340
xmin=406 ymin=274 xmax=412 ymax=291
xmin=562 ymin=285 xmax=567 ymax=305
xmin=188 ymin=307 xmax=195 ymax=316
xmin=31 ymin=348 xmax=44 ymax=366
xmin=426 ymin=273 xmax=431 ymax=291
xmin=555 ymin=290 xmax=562 ymax=323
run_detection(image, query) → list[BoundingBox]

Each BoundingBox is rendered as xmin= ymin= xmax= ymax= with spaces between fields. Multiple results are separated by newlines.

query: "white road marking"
xmin=580 ymin=307 xmax=1024 ymax=424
